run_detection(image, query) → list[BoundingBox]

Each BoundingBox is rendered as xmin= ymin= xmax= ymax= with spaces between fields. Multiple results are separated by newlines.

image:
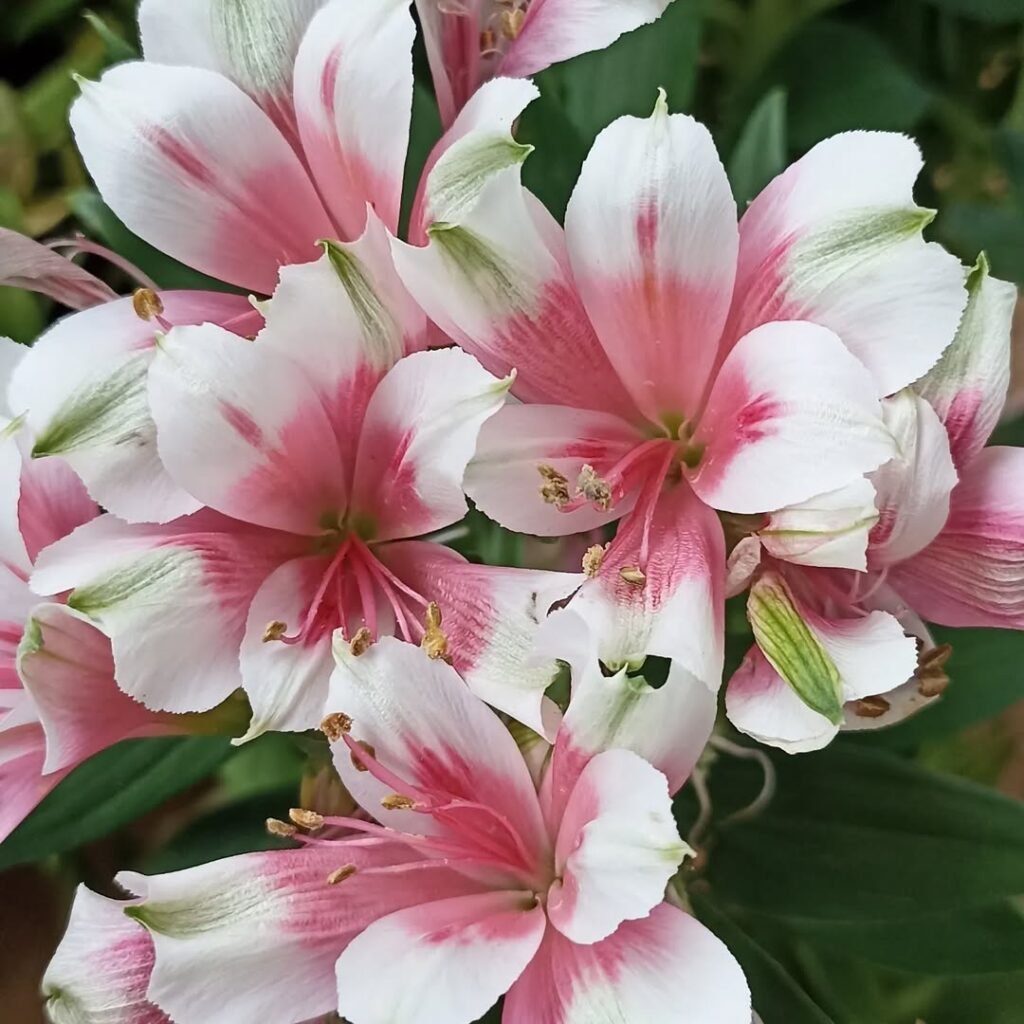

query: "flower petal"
xmin=378 ymin=540 xmax=582 ymax=740
xmin=349 ymin=348 xmax=511 ymax=542
xmin=504 ymin=902 xmax=751 ymax=1024
xmin=690 ymin=320 xmax=894 ymax=514
xmin=31 ymin=511 xmax=300 ymax=713
xmin=548 ymin=748 xmax=687 ymax=944
xmin=868 ymin=391 xmax=958 ymax=569
xmin=293 ymin=0 xmax=414 ymax=238
xmin=0 ymin=227 xmax=116 ymax=309
xmin=18 ymin=603 xmax=172 ymax=774
xmin=728 ymin=132 xmax=967 ymax=396
xmin=0 ymin=747 xmax=65 ymax=844
xmin=915 ymin=253 xmax=1017 ymax=469
xmin=890 ymin=446 xmax=1024 ymax=628
xmin=564 ymin=96 xmax=737 ymax=426
xmin=70 ymin=62 xmax=333 ymax=293
xmin=336 ymin=891 xmax=546 ymax=1024
xmin=119 ymin=845 xmax=476 ymax=1024
xmin=465 ymin=403 xmax=641 ymax=537
xmin=10 ymin=292 xmax=258 ymax=524
xmin=43 ymin=885 xmax=168 ymax=1024
xmin=149 ymin=323 xmax=348 ymax=535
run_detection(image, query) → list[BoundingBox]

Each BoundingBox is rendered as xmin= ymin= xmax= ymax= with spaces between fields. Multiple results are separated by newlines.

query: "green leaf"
xmin=728 ymin=88 xmax=787 ymax=209
xmin=691 ymin=888 xmax=835 ymax=1024
xmin=400 ymin=80 xmax=442 ymax=238
xmin=770 ymin=22 xmax=931 ymax=150
xmin=940 ymin=202 xmax=1024 ymax=284
xmin=705 ymin=743 xmax=1024 ymax=921
xmin=917 ymin=0 xmax=1024 ymax=22
xmin=83 ymin=11 xmax=139 ymax=63
xmin=0 ymin=737 xmax=233 ymax=870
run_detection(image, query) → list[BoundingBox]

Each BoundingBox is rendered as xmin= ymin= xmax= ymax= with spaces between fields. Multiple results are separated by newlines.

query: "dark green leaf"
xmin=691 ymin=888 xmax=835 ymax=1024
xmin=728 ymin=89 xmax=787 ymax=208
xmin=917 ymin=0 xmax=1024 ymax=23
xmin=83 ymin=11 xmax=138 ymax=63
xmin=0 ymin=737 xmax=233 ymax=870
xmin=940 ymin=203 xmax=1024 ymax=284
xmin=400 ymin=80 xmax=442 ymax=239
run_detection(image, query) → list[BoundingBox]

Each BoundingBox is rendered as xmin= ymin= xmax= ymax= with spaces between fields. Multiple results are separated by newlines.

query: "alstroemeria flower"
xmin=416 ymin=0 xmax=675 ymax=128
xmin=70 ymin=638 xmax=748 ymax=1024
xmin=29 ymin=237 xmax=573 ymax=740
xmin=0 ymin=340 xmax=179 ymax=842
xmin=393 ymin=90 xmax=966 ymax=700
xmin=726 ymin=256 xmax=1024 ymax=752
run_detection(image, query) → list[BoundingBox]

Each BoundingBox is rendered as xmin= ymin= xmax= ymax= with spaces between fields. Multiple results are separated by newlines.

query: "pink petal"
xmin=378 ymin=540 xmax=582 ymax=740
xmin=10 ymin=291 xmax=257 ymax=524
xmin=504 ymin=902 xmax=751 ymax=1024
xmin=0 ymin=227 xmax=116 ymax=309
xmin=17 ymin=448 xmax=96 ymax=565
xmin=691 ymin=320 xmax=894 ymax=514
xmin=890 ymin=446 xmax=1024 ymax=628
xmin=916 ymin=254 xmax=1017 ymax=469
xmin=336 ymin=890 xmax=546 ymax=1024
xmin=148 ymin=323 xmax=348 ymax=536
xmin=293 ymin=0 xmax=414 ymax=238
xmin=31 ymin=511 xmax=302 ymax=713
xmin=70 ymin=62 xmax=334 ymax=293
xmin=564 ymin=96 xmax=738 ymax=427
xmin=119 ymin=844 xmax=478 ymax=1024
xmin=465 ymin=403 xmax=642 ymax=537
xmin=548 ymin=749 xmax=686 ymax=944
xmin=0 ymin=746 xmax=66 ymax=844
xmin=727 ymin=132 xmax=967 ymax=396
xmin=44 ymin=885 xmax=168 ymax=1024
xmin=349 ymin=348 xmax=510 ymax=542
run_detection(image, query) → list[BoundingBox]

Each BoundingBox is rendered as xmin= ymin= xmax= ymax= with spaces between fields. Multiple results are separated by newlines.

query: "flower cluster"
xmin=3 ymin=1 xmax=1022 ymax=1022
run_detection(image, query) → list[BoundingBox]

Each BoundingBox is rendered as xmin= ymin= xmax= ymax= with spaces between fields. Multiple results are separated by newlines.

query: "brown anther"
xmin=266 ymin=818 xmax=297 ymax=838
xmin=350 ymin=739 xmax=376 ymax=772
xmin=480 ymin=27 xmax=497 ymax=52
xmin=320 ymin=712 xmax=353 ymax=742
xmin=349 ymin=626 xmax=373 ymax=656
xmin=289 ymin=808 xmax=325 ymax=832
xmin=132 ymin=287 xmax=164 ymax=321
xmin=538 ymin=464 xmax=571 ymax=508
xmin=262 ymin=620 xmax=288 ymax=643
xmin=499 ymin=6 xmax=525 ymax=39
xmin=327 ymin=864 xmax=358 ymax=885
xmin=619 ymin=565 xmax=646 ymax=587
xmin=852 ymin=695 xmax=891 ymax=719
xmin=421 ymin=601 xmax=451 ymax=662
xmin=576 ymin=465 xmax=613 ymax=511
xmin=582 ymin=544 xmax=607 ymax=578
xmin=381 ymin=794 xmax=416 ymax=811
xmin=916 ymin=642 xmax=953 ymax=698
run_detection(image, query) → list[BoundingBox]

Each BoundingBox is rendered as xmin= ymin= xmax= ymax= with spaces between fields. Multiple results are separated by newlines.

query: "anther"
xmin=421 ymin=601 xmax=450 ymax=662
xmin=321 ymin=712 xmax=353 ymax=742
xmin=916 ymin=643 xmax=952 ymax=698
xmin=327 ymin=864 xmax=358 ymax=885
xmin=381 ymin=794 xmax=416 ymax=811
xmin=852 ymin=695 xmax=890 ymax=719
xmin=349 ymin=626 xmax=373 ymax=656
xmin=350 ymin=739 xmax=376 ymax=772
xmin=576 ymin=465 xmax=613 ymax=511
xmin=266 ymin=818 xmax=297 ymax=838
xmin=538 ymin=464 xmax=570 ymax=508
xmin=582 ymin=544 xmax=607 ymax=578
xmin=499 ymin=7 xmax=525 ymax=39
xmin=262 ymin=620 xmax=288 ymax=643
xmin=619 ymin=566 xmax=647 ymax=587
xmin=132 ymin=287 xmax=164 ymax=321
xmin=289 ymin=808 xmax=325 ymax=832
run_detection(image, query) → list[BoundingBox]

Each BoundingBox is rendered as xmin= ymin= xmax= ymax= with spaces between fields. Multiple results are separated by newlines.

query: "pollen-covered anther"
xmin=421 ymin=601 xmax=451 ymax=662
xmin=499 ymin=5 xmax=526 ymax=39
xmin=321 ymin=712 xmax=353 ymax=742
xmin=289 ymin=808 xmax=325 ymax=832
xmin=349 ymin=627 xmax=373 ymax=657
xmin=327 ymin=864 xmax=358 ymax=886
xmin=851 ymin=695 xmax=891 ymax=719
xmin=916 ymin=642 xmax=953 ymax=697
xmin=262 ymin=620 xmax=288 ymax=643
xmin=582 ymin=544 xmax=607 ymax=578
xmin=132 ymin=287 xmax=164 ymax=321
xmin=576 ymin=465 xmax=613 ymax=511
xmin=266 ymin=818 xmax=297 ymax=838
xmin=350 ymin=739 xmax=376 ymax=773
xmin=538 ymin=464 xmax=571 ymax=508
xmin=619 ymin=565 xmax=647 ymax=587
xmin=381 ymin=794 xmax=417 ymax=811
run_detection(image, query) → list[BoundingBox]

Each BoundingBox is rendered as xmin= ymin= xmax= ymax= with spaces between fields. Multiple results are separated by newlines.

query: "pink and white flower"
xmin=726 ymin=256 xmax=1024 ymax=752
xmin=66 ymin=638 xmax=748 ymax=1024
xmin=28 ymin=239 xmax=573 ymax=740
xmin=393 ymin=91 xmax=966 ymax=703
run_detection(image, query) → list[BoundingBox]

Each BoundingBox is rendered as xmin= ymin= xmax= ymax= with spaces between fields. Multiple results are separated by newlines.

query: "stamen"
xmin=637 ymin=444 xmax=677 ymax=570
xmin=538 ymin=464 xmax=571 ymax=507
xmin=619 ymin=566 xmax=646 ymax=587
xmin=582 ymin=544 xmax=607 ymax=578
xmin=381 ymin=794 xmax=417 ymax=811
xmin=132 ymin=287 xmax=164 ymax=321
xmin=266 ymin=818 xmax=297 ymax=838
xmin=275 ymin=538 xmax=352 ymax=647
xmin=289 ymin=808 xmax=325 ymax=831
xmin=851 ymin=695 xmax=890 ymax=718
xmin=262 ymin=620 xmax=288 ymax=643
xmin=576 ymin=465 xmax=613 ymax=511
xmin=326 ymin=864 xmax=358 ymax=885
xmin=421 ymin=601 xmax=450 ymax=662
xmin=341 ymin=733 xmax=430 ymax=804
xmin=499 ymin=6 xmax=526 ymax=39
xmin=349 ymin=627 xmax=373 ymax=657
xmin=350 ymin=739 xmax=376 ymax=772
xmin=321 ymin=712 xmax=353 ymax=742
xmin=916 ymin=642 xmax=953 ymax=697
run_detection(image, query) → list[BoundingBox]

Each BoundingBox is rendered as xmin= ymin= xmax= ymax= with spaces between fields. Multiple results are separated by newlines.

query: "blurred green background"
xmin=3 ymin=1 xmax=1024 ymax=1022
